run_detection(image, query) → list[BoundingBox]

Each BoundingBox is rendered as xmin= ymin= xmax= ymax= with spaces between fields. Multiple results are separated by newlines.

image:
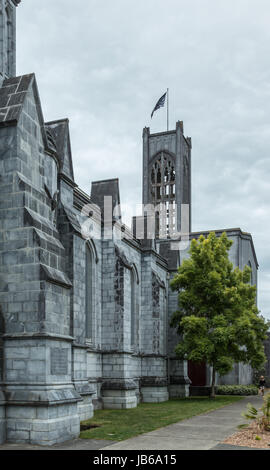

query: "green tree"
xmin=170 ymin=232 xmax=269 ymax=398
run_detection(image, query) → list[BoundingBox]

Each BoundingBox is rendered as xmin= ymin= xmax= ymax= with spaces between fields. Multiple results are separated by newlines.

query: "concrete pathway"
xmin=0 ymin=438 xmax=115 ymax=451
xmin=0 ymin=395 xmax=267 ymax=451
xmin=100 ymin=395 xmax=266 ymax=451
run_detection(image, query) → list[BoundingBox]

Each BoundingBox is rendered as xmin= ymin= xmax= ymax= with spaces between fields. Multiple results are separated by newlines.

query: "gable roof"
xmin=0 ymin=74 xmax=64 ymax=168
xmin=0 ymin=74 xmax=35 ymax=126
xmin=0 ymin=73 xmax=48 ymax=143
xmin=46 ymin=119 xmax=75 ymax=182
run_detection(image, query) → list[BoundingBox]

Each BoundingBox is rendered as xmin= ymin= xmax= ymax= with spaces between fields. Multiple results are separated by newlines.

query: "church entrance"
xmin=188 ymin=361 xmax=206 ymax=386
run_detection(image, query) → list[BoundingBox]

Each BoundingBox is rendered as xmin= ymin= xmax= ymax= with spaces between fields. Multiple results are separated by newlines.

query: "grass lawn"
xmin=80 ymin=396 xmax=243 ymax=441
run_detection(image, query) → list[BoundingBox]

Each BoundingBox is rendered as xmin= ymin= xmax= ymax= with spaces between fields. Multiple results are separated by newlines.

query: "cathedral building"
xmin=0 ymin=1 xmax=258 ymax=445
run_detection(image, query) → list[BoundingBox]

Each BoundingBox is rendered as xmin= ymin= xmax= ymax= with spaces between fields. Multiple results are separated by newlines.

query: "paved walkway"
xmin=0 ymin=395 xmax=267 ymax=451
xmin=101 ymin=395 xmax=266 ymax=451
xmin=0 ymin=438 xmax=115 ymax=451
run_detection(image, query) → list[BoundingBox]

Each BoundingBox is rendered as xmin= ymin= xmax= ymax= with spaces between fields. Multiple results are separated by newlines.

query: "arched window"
xmin=150 ymin=151 xmax=176 ymax=237
xmin=130 ymin=270 xmax=136 ymax=348
xmin=248 ymin=261 xmax=253 ymax=285
xmin=160 ymin=288 xmax=167 ymax=355
xmin=85 ymin=244 xmax=93 ymax=341
xmin=130 ymin=265 xmax=139 ymax=350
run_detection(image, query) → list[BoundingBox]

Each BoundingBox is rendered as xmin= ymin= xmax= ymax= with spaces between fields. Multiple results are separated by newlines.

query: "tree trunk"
xmin=210 ymin=366 xmax=216 ymax=398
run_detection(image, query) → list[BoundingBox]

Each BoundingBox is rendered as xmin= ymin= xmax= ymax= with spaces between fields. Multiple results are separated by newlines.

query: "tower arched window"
xmin=164 ymin=167 xmax=169 ymax=183
xmin=157 ymin=167 xmax=161 ymax=184
xmin=150 ymin=151 xmax=177 ymax=238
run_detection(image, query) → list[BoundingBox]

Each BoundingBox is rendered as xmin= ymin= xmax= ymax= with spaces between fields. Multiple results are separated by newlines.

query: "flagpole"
xmin=167 ymin=88 xmax=169 ymax=131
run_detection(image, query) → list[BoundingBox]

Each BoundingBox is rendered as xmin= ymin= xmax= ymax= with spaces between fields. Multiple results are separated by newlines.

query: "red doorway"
xmin=188 ymin=361 xmax=206 ymax=386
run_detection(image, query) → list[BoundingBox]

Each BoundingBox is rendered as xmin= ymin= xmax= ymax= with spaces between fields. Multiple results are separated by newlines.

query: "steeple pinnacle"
xmin=0 ymin=0 xmax=21 ymax=83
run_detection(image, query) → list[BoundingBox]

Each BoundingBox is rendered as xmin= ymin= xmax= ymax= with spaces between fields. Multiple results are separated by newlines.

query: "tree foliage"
xmin=170 ymin=232 xmax=269 ymax=397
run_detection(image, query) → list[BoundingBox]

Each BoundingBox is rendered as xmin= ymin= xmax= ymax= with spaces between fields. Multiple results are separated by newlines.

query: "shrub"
xmin=216 ymin=385 xmax=258 ymax=396
xmin=239 ymin=393 xmax=270 ymax=432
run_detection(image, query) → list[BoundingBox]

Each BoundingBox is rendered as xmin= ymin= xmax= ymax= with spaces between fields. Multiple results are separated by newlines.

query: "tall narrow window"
xmin=160 ymin=289 xmax=167 ymax=355
xmin=5 ymin=7 xmax=12 ymax=77
xmin=248 ymin=261 xmax=253 ymax=285
xmin=131 ymin=270 xmax=136 ymax=348
xmin=0 ymin=307 xmax=4 ymax=383
xmin=85 ymin=245 xmax=93 ymax=341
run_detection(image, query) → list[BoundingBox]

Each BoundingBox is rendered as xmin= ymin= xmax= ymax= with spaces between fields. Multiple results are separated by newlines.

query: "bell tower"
xmin=0 ymin=0 xmax=20 ymax=83
xmin=142 ymin=121 xmax=192 ymax=239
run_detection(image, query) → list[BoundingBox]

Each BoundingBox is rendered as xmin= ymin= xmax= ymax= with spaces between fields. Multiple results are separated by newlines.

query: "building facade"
xmin=0 ymin=2 xmax=258 ymax=445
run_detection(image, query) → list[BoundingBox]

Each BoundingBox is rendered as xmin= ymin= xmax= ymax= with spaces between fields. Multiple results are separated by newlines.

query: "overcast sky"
xmin=16 ymin=0 xmax=270 ymax=320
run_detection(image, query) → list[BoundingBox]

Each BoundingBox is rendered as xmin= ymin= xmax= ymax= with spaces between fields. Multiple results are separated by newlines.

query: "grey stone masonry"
xmin=0 ymin=0 xmax=260 ymax=446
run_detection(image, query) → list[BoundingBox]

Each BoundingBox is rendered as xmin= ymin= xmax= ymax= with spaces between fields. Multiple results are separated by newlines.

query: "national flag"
xmin=151 ymin=92 xmax=167 ymax=119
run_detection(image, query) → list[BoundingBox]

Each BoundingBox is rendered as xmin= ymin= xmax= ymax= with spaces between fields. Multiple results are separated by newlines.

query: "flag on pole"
xmin=151 ymin=91 xmax=167 ymax=119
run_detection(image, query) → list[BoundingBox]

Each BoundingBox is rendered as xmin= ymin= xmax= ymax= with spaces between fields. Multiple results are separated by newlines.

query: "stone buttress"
xmin=0 ymin=74 xmax=81 ymax=445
